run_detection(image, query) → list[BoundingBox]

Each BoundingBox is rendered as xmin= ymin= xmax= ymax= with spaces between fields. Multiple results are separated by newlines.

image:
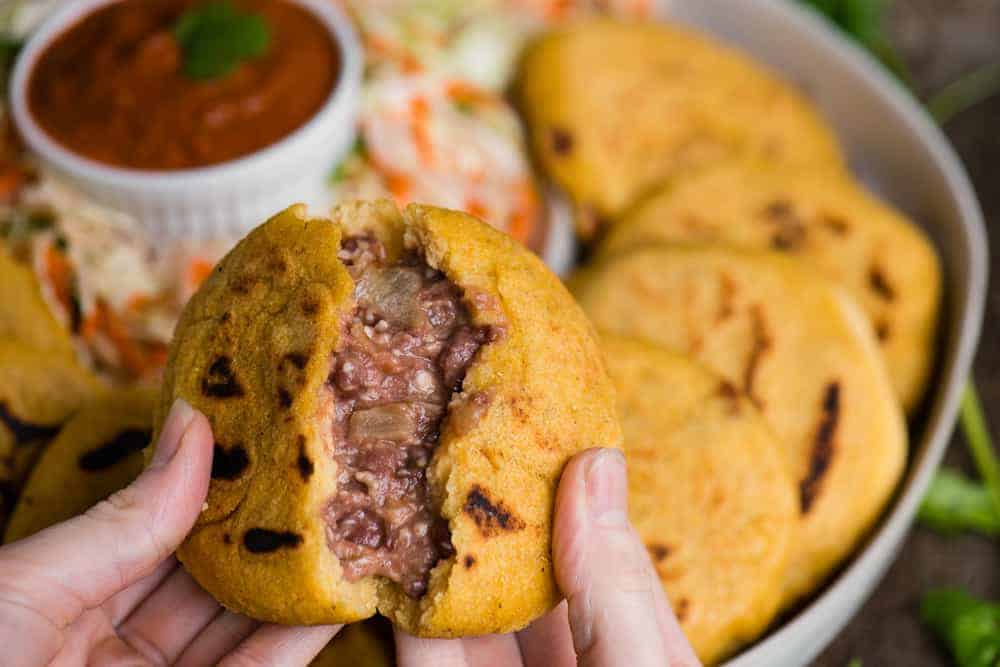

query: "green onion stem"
xmin=923 ymin=53 xmax=1000 ymax=524
xmin=960 ymin=383 xmax=1000 ymax=517
xmin=927 ymin=62 xmax=1000 ymax=125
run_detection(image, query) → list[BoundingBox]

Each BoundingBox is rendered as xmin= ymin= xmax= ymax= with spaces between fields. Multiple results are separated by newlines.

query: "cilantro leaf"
xmin=919 ymin=468 xmax=1000 ymax=536
xmin=174 ymin=2 xmax=270 ymax=80
xmin=921 ymin=589 xmax=1000 ymax=667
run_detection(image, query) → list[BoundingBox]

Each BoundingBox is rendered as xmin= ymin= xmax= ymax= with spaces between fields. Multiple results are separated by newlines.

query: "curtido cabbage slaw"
xmin=0 ymin=0 xmax=654 ymax=384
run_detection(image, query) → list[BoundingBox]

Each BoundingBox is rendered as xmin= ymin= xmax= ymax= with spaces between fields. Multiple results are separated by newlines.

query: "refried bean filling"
xmin=324 ymin=235 xmax=496 ymax=598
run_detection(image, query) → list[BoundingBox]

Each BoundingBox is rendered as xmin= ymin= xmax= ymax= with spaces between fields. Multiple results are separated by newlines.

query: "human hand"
xmin=0 ymin=399 xmax=339 ymax=667
xmin=0 ymin=401 xmax=698 ymax=667
xmin=390 ymin=448 xmax=702 ymax=667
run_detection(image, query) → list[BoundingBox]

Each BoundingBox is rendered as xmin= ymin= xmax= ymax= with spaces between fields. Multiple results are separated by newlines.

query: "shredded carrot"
xmin=145 ymin=343 xmax=169 ymax=372
xmin=124 ymin=293 xmax=153 ymax=313
xmin=0 ymin=163 xmax=24 ymax=203
xmin=543 ymin=0 xmax=575 ymax=22
xmin=445 ymin=80 xmax=491 ymax=107
xmin=409 ymin=96 xmax=434 ymax=166
xmin=401 ymin=52 xmax=423 ymax=74
xmin=464 ymin=198 xmax=490 ymax=222
xmin=367 ymin=35 xmax=422 ymax=72
xmin=82 ymin=299 xmax=155 ymax=379
xmin=44 ymin=244 xmax=75 ymax=316
xmin=367 ymin=34 xmax=393 ymax=56
xmin=383 ymin=171 xmax=412 ymax=205
xmin=508 ymin=181 xmax=541 ymax=243
xmin=187 ymin=258 xmax=215 ymax=289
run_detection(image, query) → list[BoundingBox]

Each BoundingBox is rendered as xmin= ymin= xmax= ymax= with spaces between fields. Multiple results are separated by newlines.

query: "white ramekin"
xmin=9 ymin=0 xmax=362 ymax=240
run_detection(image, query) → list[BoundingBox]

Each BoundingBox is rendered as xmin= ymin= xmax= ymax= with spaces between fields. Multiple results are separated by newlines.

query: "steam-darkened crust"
xmin=515 ymin=18 xmax=844 ymax=238
xmin=4 ymin=388 xmax=155 ymax=543
xmin=0 ymin=341 xmax=99 ymax=528
xmin=154 ymin=201 xmax=620 ymax=636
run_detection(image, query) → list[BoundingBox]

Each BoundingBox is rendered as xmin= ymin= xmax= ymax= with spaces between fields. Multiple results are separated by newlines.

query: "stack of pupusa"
xmin=518 ymin=17 xmax=940 ymax=665
xmin=0 ymin=249 xmax=158 ymax=546
xmin=0 ymin=251 xmax=103 ymax=530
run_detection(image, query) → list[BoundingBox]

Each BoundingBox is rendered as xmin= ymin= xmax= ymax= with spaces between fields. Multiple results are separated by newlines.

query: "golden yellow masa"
xmin=0 ymin=248 xmax=76 ymax=358
xmin=515 ymin=18 xmax=843 ymax=238
xmin=601 ymin=161 xmax=941 ymax=411
xmin=572 ymin=246 xmax=906 ymax=606
xmin=4 ymin=388 xmax=155 ymax=543
xmin=153 ymin=201 xmax=620 ymax=637
xmin=0 ymin=341 xmax=99 ymax=529
xmin=603 ymin=335 xmax=795 ymax=665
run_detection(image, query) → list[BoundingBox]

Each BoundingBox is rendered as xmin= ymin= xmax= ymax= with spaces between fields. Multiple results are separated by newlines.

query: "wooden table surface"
xmin=816 ymin=1 xmax=1000 ymax=664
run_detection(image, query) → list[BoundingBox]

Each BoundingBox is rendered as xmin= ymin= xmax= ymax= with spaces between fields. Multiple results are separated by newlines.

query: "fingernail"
xmin=585 ymin=448 xmax=628 ymax=528
xmin=150 ymin=399 xmax=197 ymax=468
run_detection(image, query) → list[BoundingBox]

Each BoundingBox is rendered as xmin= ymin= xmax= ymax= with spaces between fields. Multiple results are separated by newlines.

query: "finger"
xmin=461 ymin=633 xmax=523 ymax=666
xmin=395 ymin=629 xmax=467 ymax=667
xmin=653 ymin=583 xmax=700 ymax=667
xmin=553 ymin=448 xmax=697 ymax=667
xmin=176 ymin=612 xmax=259 ymax=667
xmin=218 ymin=624 xmax=340 ymax=666
xmin=49 ymin=611 xmax=113 ymax=667
xmin=0 ymin=400 xmax=212 ymax=661
xmin=103 ymin=558 xmax=178 ymax=625
xmin=517 ymin=602 xmax=576 ymax=667
xmin=117 ymin=568 xmax=220 ymax=664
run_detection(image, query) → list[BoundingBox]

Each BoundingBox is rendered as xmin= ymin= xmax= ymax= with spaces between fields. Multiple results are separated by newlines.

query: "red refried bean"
xmin=324 ymin=235 xmax=498 ymax=597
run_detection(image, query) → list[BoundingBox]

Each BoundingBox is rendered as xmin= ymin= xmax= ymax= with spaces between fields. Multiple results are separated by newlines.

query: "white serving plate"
xmin=631 ymin=1 xmax=988 ymax=665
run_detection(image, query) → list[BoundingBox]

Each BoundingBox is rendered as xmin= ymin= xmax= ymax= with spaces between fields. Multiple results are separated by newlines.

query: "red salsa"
xmin=28 ymin=0 xmax=340 ymax=170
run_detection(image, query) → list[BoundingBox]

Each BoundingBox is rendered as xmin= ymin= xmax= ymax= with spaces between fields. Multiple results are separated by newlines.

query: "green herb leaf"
xmin=922 ymin=589 xmax=1000 ymax=667
xmin=919 ymin=386 xmax=1000 ymax=538
xmin=800 ymin=0 xmax=882 ymax=43
xmin=0 ymin=35 xmax=20 ymax=65
xmin=796 ymin=0 xmax=911 ymax=84
xmin=0 ymin=208 xmax=54 ymax=243
xmin=919 ymin=468 xmax=1000 ymax=536
xmin=329 ymin=136 xmax=367 ymax=184
xmin=847 ymin=659 xmax=863 ymax=667
xmin=0 ymin=35 xmax=22 ymax=95
xmin=174 ymin=1 xmax=270 ymax=80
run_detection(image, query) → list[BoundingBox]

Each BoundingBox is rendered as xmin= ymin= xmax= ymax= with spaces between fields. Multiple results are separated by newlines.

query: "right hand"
xmin=392 ymin=447 xmax=702 ymax=667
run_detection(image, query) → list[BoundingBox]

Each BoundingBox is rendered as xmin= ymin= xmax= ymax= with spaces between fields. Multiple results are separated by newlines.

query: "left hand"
xmin=0 ymin=399 xmax=339 ymax=667
xmin=0 ymin=401 xmax=700 ymax=666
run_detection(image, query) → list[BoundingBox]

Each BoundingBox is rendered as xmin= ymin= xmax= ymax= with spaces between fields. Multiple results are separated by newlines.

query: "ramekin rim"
xmin=9 ymin=0 xmax=363 ymax=189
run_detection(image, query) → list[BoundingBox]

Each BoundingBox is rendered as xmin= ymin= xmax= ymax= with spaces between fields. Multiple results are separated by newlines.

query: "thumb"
xmin=0 ymin=399 xmax=213 ymax=629
xmin=553 ymin=448 xmax=701 ymax=667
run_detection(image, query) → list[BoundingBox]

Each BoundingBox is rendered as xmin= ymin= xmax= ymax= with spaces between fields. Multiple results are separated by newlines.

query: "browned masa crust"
xmin=153 ymin=201 xmax=620 ymax=637
xmin=0 ymin=341 xmax=99 ymax=530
